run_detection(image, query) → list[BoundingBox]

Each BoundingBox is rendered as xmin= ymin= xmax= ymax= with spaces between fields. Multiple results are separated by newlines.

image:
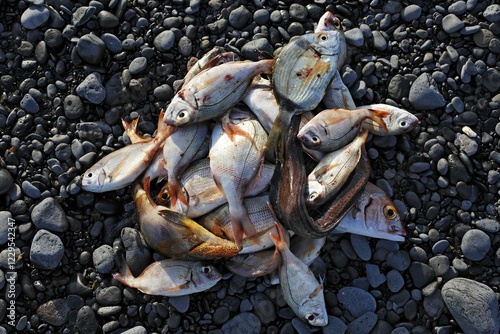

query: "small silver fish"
xmin=81 ymin=111 xmax=173 ymax=192
xmin=180 ymin=47 xmax=235 ymax=88
xmin=306 ymin=129 xmax=368 ymax=207
xmin=270 ymin=223 xmax=328 ymax=327
xmin=331 ymin=182 xmax=406 ymax=241
xmin=112 ymin=248 xmax=221 ymax=297
xmin=163 ymin=59 xmax=273 ymax=126
xmin=209 ymin=108 xmax=268 ymax=247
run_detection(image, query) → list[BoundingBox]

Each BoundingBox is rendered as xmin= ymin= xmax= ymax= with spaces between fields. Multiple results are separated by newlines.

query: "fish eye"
xmin=311 ymin=136 xmax=320 ymax=143
xmin=400 ymin=121 xmax=407 ymax=127
xmin=333 ymin=17 xmax=341 ymax=29
xmin=177 ymin=111 xmax=186 ymax=120
xmin=87 ymin=172 xmax=93 ymax=178
xmin=201 ymin=266 xmax=211 ymax=274
xmin=320 ymin=34 xmax=328 ymax=41
xmin=384 ymin=205 xmax=397 ymax=219
xmin=306 ymin=313 xmax=316 ymax=321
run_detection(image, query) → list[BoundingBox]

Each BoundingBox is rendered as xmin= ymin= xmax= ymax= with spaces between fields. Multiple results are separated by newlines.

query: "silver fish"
xmin=270 ymin=223 xmax=328 ymax=327
xmin=112 ymin=248 xmax=221 ymax=297
xmin=81 ymin=111 xmax=173 ymax=192
xmin=331 ymin=182 xmax=406 ymax=241
xmin=298 ymin=104 xmax=418 ymax=152
xmin=157 ymin=158 xmax=274 ymax=218
xmin=180 ymin=47 xmax=235 ymax=88
xmin=322 ymin=71 xmax=356 ymax=110
xmin=162 ymin=122 xmax=209 ymax=213
xmin=314 ymin=11 xmax=347 ymax=68
xmin=209 ymin=108 xmax=268 ymax=247
xmin=290 ymin=235 xmax=326 ymax=267
xmin=224 ymin=247 xmax=280 ymax=278
xmin=199 ymin=195 xmax=278 ymax=254
xmin=163 ymin=59 xmax=273 ymax=126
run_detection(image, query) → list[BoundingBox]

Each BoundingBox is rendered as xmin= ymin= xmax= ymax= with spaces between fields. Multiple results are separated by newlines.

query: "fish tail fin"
xmin=264 ymin=118 xmax=284 ymax=163
xmin=269 ymin=222 xmax=288 ymax=251
xmin=112 ymin=247 xmax=135 ymax=287
xmin=167 ymin=181 xmax=188 ymax=213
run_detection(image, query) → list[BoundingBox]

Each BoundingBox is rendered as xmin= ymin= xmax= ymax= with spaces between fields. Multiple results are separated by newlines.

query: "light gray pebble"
xmin=483 ymin=4 xmax=500 ymax=23
xmin=98 ymin=10 xmax=119 ymax=29
xmin=428 ymin=255 xmax=450 ymax=276
xmin=121 ymin=326 xmax=148 ymax=334
xmin=442 ymin=278 xmax=499 ymax=334
xmin=169 ymin=295 xmax=190 ymax=313
xmin=72 ymin=6 xmax=95 ymax=26
xmin=20 ymin=94 xmax=39 ymax=113
xmin=366 ymin=264 xmax=386 ymax=288
xmin=36 ymin=298 xmax=70 ymax=326
xmin=21 ymin=5 xmax=50 ymax=29
xmin=93 ymin=244 xmax=114 ymax=274
xmin=64 ymin=94 xmax=84 ymax=119
xmin=448 ymin=1 xmax=467 ymax=15
xmin=346 ymin=312 xmax=378 ymax=333
xmin=129 ymin=57 xmax=147 ymax=75
xmin=474 ymin=218 xmax=500 ymax=233
xmin=30 ymin=229 xmax=65 ymax=270
xmin=101 ymin=33 xmax=122 ymax=53
xmin=76 ymin=72 xmax=106 ymax=104
xmin=154 ymin=30 xmax=175 ymax=52
xmin=0 ymin=211 xmax=12 ymax=245
xmin=442 ymin=14 xmax=464 ymax=34
xmin=221 ymin=312 xmax=261 ymax=334
xmin=350 ymin=234 xmax=371 ymax=261
xmin=409 ymin=73 xmax=446 ymax=110
xmin=31 ymin=197 xmax=68 ymax=232
xmin=401 ymin=5 xmax=421 ymax=22
xmin=338 ymin=286 xmax=376 ymax=318
xmin=452 ymin=258 xmax=469 ymax=272
xmin=386 ymin=270 xmax=404 ymax=292
xmin=21 ymin=180 xmax=41 ymax=199
xmin=178 ymin=36 xmax=193 ymax=56
xmin=461 ymin=229 xmax=491 ymax=261
xmin=345 ymin=28 xmax=364 ymax=47
xmin=96 ymin=286 xmax=122 ymax=306
xmin=241 ymin=38 xmax=274 ymax=61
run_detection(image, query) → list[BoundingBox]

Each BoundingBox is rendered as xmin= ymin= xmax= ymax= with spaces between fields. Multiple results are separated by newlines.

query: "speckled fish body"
xmin=112 ymin=249 xmax=221 ymax=297
xmin=199 ymin=195 xmax=278 ymax=254
xmin=181 ymin=47 xmax=234 ymax=88
xmin=163 ymin=158 xmax=274 ymax=218
xmin=81 ymin=111 xmax=172 ymax=192
xmin=331 ymin=182 xmax=406 ymax=241
xmin=242 ymin=76 xmax=325 ymax=161
xmin=163 ymin=59 xmax=273 ymax=126
xmin=270 ymin=224 xmax=328 ymax=327
xmin=289 ymin=235 xmax=326 ymax=267
xmin=298 ymin=104 xmax=418 ymax=152
xmin=134 ymin=179 xmax=240 ymax=259
xmin=163 ymin=122 xmax=209 ymax=213
xmin=224 ymin=247 xmax=280 ymax=278
xmin=266 ymin=29 xmax=344 ymax=161
xmin=306 ymin=129 xmax=368 ymax=207
xmin=209 ymin=108 xmax=268 ymax=247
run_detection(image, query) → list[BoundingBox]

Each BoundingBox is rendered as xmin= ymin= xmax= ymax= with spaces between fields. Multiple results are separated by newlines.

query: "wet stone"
xmin=461 ymin=229 xmax=490 ymax=261
xmin=30 ymin=229 xmax=64 ymax=270
xmin=31 ymin=197 xmax=69 ymax=232
xmin=93 ymin=244 xmax=114 ymax=274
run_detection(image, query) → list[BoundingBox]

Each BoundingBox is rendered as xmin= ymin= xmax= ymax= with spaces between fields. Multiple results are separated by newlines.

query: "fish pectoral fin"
xmin=222 ymin=117 xmax=256 ymax=147
xmin=307 ymin=283 xmax=323 ymax=299
xmin=162 ymin=282 xmax=191 ymax=294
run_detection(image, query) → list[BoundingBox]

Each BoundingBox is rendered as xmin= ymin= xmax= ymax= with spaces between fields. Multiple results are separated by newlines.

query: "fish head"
xmin=81 ymin=165 xmax=107 ymax=192
xmin=305 ymin=180 xmax=324 ymax=206
xmin=366 ymin=192 xmax=406 ymax=241
xmin=389 ymin=111 xmax=419 ymax=134
xmin=315 ymin=11 xmax=342 ymax=33
xmin=297 ymin=124 xmax=324 ymax=149
xmin=164 ymin=96 xmax=195 ymax=126
xmin=191 ymin=262 xmax=222 ymax=288
xmin=311 ymin=31 xmax=342 ymax=57
xmin=299 ymin=299 xmax=328 ymax=327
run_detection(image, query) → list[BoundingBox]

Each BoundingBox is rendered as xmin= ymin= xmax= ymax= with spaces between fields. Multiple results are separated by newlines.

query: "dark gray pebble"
xmin=129 ymin=57 xmax=147 ymax=75
xmin=338 ymin=286 xmax=376 ymax=318
xmin=169 ymin=295 xmax=190 ymax=313
xmin=241 ymin=38 xmax=274 ymax=61
xmin=213 ymin=306 xmax=231 ymax=325
xmin=76 ymin=72 xmax=106 ymax=104
xmin=154 ymin=30 xmax=175 ymax=52
xmin=64 ymin=94 xmax=84 ymax=120
xmin=21 ymin=180 xmax=41 ymax=199
xmin=229 ymin=6 xmax=251 ymax=29
xmin=346 ymin=312 xmax=378 ymax=333
xmin=30 ymin=229 xmax=65 ymax=270
xmin=428 ymin=255 xmax=450 ymax=276
xmin=76 ymin=34 xmax=106 ymax=65
xmin=96 ymin=286 xmax=122 ymax=306
xmin=93 ymin=244 xmax=114 ymax=274
xmin=250 ymin=292 xmax=276 ymax=325
xmin=254 ymin=9 xmax=270 ymax=25
xmin=20 ymin=93 xmax=39 ymax=113
xmin=345 ymin=28 xmax=364 ymax=47
xmin=0 ymin=169 xmax=14 ymax=195
xmin=409 ymin=73 xmax=446 ymax=110
xmin=31 ymin=197 xmax=69 ymax=232
xmin=76 ymin=306 xmax=99 ymax=334
xmin=72 ymin=6 xmax=95 ymax=26
xmin=386 ymin=270 xmax=404 ymax=293
xmin=221 ymin=312 xmax=261 ymax=334
xmin=121 ymin=227 xmax=151 ymax=276
xmin=461 ymin=229 xmax=491 ymax=261
xmin=409 ymin=262 xmax=436 ymax=288
xmin=36 ymin=298 xmax=70 ymax=327
xmin=101 ymin=33 xmax=122 ymax=53
xmin=98 ymin=10 xmax=119 ymax=29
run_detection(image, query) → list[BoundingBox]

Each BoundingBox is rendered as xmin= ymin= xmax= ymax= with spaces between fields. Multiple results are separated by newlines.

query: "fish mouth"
xmin=297 ymin=133 xmax=320 ymax=148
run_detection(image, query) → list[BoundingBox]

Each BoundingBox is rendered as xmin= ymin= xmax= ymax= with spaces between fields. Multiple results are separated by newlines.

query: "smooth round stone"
xmin=409 ymin=73 xmax=446 ymax=110
xmin=21 ymin=180 xmax=41 ymax=199
xmin=153 ymin=84 xmax=174 ymax=101
xmin=345 ymin=28 xmax=364 ymax=47
xmin=101 ymin=33 xmax=122 ymax=53
xmin=229 ymin=5 xmax=251 ymax=29
xmin=221 ymin=312 xmax=261 ymax=333
xmin=36 ymin=299 xmax=70 ymax=327
xmin=483 ymin=4 xmax=500 ymax=23
xmin=154 ymin=30 xmax=175 ymax=52
xmin=386 ymin=270 xmax=404 ymax=292
xmin=289 ymin=4 xmax=308 ymax=22
xmin=346 ymin=312 xmax=378 ymax=333
xmin=250 ymin=292 xmax=276 ymax=325
xmin=482 ymin=68 xmax=500 ymax=93
xmin=0 ymin=169 xmax=14 ymax=195
xmin=474 ymin=218 xmax=500 ymax=233
xmin=461 ymin=229 xmax=491 ymax=261
xmin=20 ymin=93 xmax=39 ymax=113
xmin=76 ymin=34 xmax=106 ymax=65
xmin=129 ymin=57 xmax=147 ymax=75
xmin=442 ymin=278 xmax=500 ymax=334
xmin=351 ymin=234 xmax=371 ymax=261
xmin=64 ymin=94 xmax=84 ymax=119
xmin=338 ymin=287 xmax=376 ymax=317
xmin=121 ymin=326 xmax=147 ymax=334
xmin=44 ymin=28 xmax=64 ymax=49
xmin=21 ymin=5 xmax=50 ymax=29
xmin=448 ymin=1 xmax=467 ymax=15
xmin=96 ymin=286 xmax=122 ymax=306
xmin=178 ymin=36 xmax=193 ymax=57
xmin=98 ymin=10 xmax=119 ymax=29
xmin=432 ymin=240 xmax=450 ymax=254
xmin=401 ymin=5 xmax=421 ymax=22
xmin=30 ymin=229 xmax=65 ymax=270
xmin=442 ymin=14 xmax=464 ymax=34
xmin=254 ymin=9 xmax=270 ymax=25
xmin=241 ymin=38 xmax=274 ymax=61
xmin=31 ymin=197 xmax=69 ymax=232
xmin=76 ymin=306 xmax=99 ymax=333
xmin=76 ymin=72 xmax=106 ymax=104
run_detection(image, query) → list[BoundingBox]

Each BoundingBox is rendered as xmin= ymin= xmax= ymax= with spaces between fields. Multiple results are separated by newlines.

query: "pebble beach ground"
xmin=1 ymin=0 xmax=500 ymax=333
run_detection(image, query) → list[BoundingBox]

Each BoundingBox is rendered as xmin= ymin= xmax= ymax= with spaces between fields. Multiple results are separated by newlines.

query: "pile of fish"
xmin=80 ymin=12 xmax=418 ymax=327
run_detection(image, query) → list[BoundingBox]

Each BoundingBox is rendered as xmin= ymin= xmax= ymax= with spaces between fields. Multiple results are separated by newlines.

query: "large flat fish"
xmin=331 ymin=182 xmax=406 ymax=241
xmin=163 ymin=59 xmax=273 ymax=126
xmin=112 ymin=247 xmax=221 ymax=297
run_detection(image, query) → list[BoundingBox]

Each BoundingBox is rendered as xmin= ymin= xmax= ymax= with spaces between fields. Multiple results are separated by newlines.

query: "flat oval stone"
xmin=30 ymin=229 xmax=65 ymax=270
xmin=21 ymin=5 xmax=50 ymax=29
